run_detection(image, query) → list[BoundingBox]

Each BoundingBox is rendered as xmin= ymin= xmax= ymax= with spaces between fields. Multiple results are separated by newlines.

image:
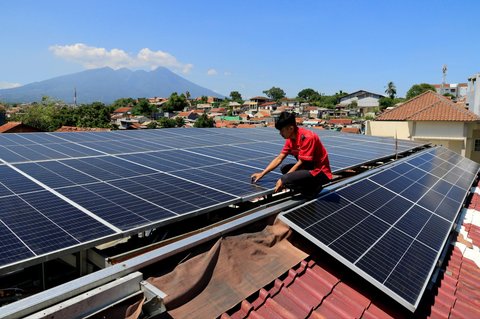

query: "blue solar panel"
xmin=280 ymin=147 xmax=479 ymax=311
xmin=0 ymin=128 xmax=428 ymax=273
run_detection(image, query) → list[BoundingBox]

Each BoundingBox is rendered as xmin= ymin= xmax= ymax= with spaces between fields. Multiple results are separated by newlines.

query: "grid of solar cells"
xmin=0 ymin=128 xmax=427 ymax=272
xmin=280 ymin=147 xmax=479 ymax=311
xmin=0 ymin=167 xmax=115 ymax=268
xmin=0 ymin=128 xmax=425 ymax=168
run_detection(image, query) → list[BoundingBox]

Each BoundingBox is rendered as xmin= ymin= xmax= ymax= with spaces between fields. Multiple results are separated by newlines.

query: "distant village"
xmin=1 ymin=73 xmax=480 ymax=162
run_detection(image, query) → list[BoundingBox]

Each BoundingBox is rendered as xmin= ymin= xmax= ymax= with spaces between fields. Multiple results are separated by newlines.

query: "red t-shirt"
xmin=281 ymin=127 xmax=332 ymax=179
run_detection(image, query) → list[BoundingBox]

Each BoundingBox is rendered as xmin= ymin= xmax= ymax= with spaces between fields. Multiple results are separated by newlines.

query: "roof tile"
xmin=376 ymin=91 xmax=480 ymax=122
xmin=224 ymin=182 xmax=480 ymax=319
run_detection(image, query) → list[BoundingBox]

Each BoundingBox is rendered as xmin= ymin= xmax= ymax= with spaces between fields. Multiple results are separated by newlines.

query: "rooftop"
xmin=376 ymin=91 xmax=480 ymax=122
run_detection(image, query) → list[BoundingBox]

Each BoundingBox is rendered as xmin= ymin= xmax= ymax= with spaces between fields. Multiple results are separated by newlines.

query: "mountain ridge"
xmin=0 ymin=67 xmax=223 ymax=104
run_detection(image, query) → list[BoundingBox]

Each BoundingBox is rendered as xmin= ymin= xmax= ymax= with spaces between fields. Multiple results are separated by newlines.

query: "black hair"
xmin=275 ymin=111 xmax=296 ymax=130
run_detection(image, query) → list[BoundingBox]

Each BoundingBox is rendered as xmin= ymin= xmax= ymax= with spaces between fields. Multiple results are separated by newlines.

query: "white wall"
xmin=414 ymin=121 xmax=465 ymax=138
xmin=366 ymin=121 xmax=411 ymax=139
xmin=467 ymin=73 xmax=480 ymax=116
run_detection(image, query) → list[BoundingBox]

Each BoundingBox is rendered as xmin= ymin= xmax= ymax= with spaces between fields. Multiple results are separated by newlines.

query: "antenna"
xmin=442 ymin=65 xmax=448 ymax=95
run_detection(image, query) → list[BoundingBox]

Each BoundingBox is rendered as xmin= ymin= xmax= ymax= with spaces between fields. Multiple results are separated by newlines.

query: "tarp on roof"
xmin=146 ymin=220 xmax=307 ymax=319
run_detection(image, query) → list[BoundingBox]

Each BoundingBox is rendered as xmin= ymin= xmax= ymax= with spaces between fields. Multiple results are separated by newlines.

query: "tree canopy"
xmin=164 ymin=92 xmax=189 ymax=112
xmin=297 ymin=88 xmax=320 ymax=102
xmin=194 ymin=113 xmax=214 ymax=128
xmin=385 ymin=81 xmax=397 ymax=99
xmin=229 ymin=91 xmax=243 ymax=103
xmin=406 ymin=83 xmax=436 ymax=100
xmin=263 ymin=87 xmax=286 ymax=101
xmin=10 ymin=97 xmax=114 ymax=131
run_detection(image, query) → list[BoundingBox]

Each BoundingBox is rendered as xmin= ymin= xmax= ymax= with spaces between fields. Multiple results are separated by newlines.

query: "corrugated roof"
xmin=376 ymin=91 xmax=480 ymax=122
xmin=222 ymin=182 xmax=480 ymax=319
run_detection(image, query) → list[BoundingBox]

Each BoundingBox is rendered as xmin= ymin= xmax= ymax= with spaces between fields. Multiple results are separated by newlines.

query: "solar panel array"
xmin=280 ymin=147 xmax=479 ymax=311
xmin=0 ymin=128 xmax=426 ymax=272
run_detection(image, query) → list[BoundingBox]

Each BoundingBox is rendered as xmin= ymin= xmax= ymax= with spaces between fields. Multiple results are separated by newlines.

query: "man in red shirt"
xmin=251 ymin=111 xmax=332 ymax=198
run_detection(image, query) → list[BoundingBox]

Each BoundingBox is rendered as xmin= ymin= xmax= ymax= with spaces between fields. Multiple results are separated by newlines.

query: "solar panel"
xmin=279 ymin=146 xmax=479 ymax=311
xmin=0 ymin=128 xmax=427 ymax=273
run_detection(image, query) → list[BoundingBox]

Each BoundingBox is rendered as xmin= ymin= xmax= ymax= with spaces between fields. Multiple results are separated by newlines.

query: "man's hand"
xmin=251 ymin=172 xmax=263 ymax=183
xmin=274 ymin=178 xmax=284 ymax=193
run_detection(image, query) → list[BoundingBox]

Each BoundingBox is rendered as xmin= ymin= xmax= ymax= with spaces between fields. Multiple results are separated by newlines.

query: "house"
xmin=367 ymin=90 xmax=480 ymax=161
xmin=433 ymin=83 xmax=468 ymax=98
xmin=338 ymin=90 xmax=384 ymax=116
xmin=55 ymin=126 xmax=110 ymax=132
xmin=175 ymin=111 xmax=199 ymax=122
xmin=280 ymin=97 xmax=300 ymax=108
xmin=112 ymin=106 xmax=132 ymax=116
xmin=258 ymin=101 xmax=277 ymax=111
xmin=0 ymin=121 xmax=43 ymax=133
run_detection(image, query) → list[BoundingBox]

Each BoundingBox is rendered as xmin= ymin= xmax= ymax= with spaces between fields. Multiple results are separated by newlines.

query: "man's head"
xmin=275 ymin=111 xmax=296 ymax=139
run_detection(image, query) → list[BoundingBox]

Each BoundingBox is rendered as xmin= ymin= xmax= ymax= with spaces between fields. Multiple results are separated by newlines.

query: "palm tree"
xmin=385 ymin=82 xmax=397 ymax=99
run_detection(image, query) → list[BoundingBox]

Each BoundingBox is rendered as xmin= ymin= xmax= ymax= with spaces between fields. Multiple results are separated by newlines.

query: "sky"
xmin=1 ymin=0 xmax=479 ymax=99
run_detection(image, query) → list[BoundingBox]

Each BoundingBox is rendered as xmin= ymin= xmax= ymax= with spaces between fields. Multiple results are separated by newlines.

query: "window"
xmin=475 ymin=139 xmax=480 ymax=151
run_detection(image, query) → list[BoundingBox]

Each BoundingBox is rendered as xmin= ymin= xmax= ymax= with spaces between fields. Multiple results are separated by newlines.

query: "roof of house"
xmin=376 ymin=91 xmax=480 ymax=122
xmin=0 ymin=121 xmax=22 ymax=133
xmin=221 ymin=183 xmax=480 ymax=318
xmin=0 ymin=122 xmax=42 ymax=133
xmin=328 ymin=118 xmax=353 ymax=125
xmin=340 ymin=127 xmax=361 ymax=134
xmin=55 ymin=126 xmax=110 ymax=132
xmin=112 ymin=107 xmax=132 ymax=113
xmin=339 ymin=90 xmax=384 ymax=100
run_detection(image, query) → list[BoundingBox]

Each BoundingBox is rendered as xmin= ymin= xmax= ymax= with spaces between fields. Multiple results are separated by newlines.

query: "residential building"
xmin=467 ymin=73 xmax=480 ymax=116
xmin=338 ymin=90 xmax=384 ymax=116
xmin=366 ymin=90 xmax=480 ymax=162
xmin=433 ymin=83 xmax=468 ymax=98
xmin=280 ymin=97 xmax=300 ymax=108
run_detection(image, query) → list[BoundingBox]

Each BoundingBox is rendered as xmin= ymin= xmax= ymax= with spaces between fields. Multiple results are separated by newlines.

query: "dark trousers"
xmin=280 ymin=163 xmax=330 ymax=198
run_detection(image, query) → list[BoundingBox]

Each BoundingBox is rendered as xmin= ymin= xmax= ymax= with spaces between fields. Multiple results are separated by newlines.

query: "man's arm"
xmin=251 ymin=152 xmax=287 ymax=183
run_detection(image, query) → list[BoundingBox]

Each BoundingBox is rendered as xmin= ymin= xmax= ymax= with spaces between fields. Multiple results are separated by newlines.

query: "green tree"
xmin=11 ymin=96 xmax=66 ymax=131
xmin=165 ymin=92 xmax=189 ymax=112
xmin=379 ymin=97 xmax=405 ymax=110
xmin=406 ymin=83 xmax=436 ymax=100
xmin=175 ymin=117 xmax=185 ymax=127
xmin=385 ymin=81 xmax=397 ymax=99
xmin=131 ymin=98 xmax=155 ymax=116
xmin=111 ymin=97 xmax=135 ymax=109
xmin=194 ymin=113 xmax=214 ymax=128
xmin=158 ymin=117 xmax=176 ymax=128
xmin=146 ymin=121 xmax=158 ymax=129
xmin=263 ymin=87 xmax=286 ymax=101
xmin=74 ymin=102 xmax=112 ymax=128
xmin=297 ymin=88 xmax=320 ymax=102
xmin=229 ymin=91 xmax=243 ymax=103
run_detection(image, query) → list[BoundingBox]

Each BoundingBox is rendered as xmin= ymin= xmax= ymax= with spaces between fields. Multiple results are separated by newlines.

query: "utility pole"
xmin=74 ymin=87 xmax=77 ymax=106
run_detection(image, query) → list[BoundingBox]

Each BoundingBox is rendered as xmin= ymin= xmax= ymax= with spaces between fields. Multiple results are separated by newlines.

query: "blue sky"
xmin=1 ymin=0 xmax=479 ymax=99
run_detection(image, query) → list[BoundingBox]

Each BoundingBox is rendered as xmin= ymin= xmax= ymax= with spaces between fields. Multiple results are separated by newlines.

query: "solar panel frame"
xmin=279 ymin=146 xmax=479 ymax=311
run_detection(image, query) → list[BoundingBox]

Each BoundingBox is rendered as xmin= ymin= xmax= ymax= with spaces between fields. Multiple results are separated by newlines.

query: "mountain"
xmin=0 ymin=67 xmax=223 ymax=104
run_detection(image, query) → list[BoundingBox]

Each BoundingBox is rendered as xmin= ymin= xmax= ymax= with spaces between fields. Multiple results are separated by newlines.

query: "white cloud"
xmin=224 ymin=71 xmax=232 ymax=76
xmin=207 ymin=68 xmax=218 ymax=76
xmin=0 ymin=81 xmax=21 ymax=89
xmin=49 ymin=43 xmax=194 ymax=74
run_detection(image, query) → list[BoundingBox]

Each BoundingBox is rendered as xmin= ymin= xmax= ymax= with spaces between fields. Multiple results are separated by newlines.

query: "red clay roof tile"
xmin=224 ymin=181 xmax=480 ymax=319
xmin=376 ymin=91 xmax=480 ymax=122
